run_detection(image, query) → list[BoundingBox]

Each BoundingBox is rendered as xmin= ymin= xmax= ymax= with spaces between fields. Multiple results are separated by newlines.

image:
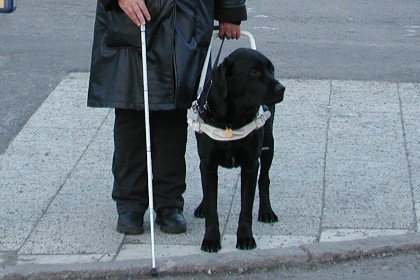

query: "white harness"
xmin=188 ymin=31 xmax=266 ymax=142
xmin=187 ymin=105 xmax=271 ymax=141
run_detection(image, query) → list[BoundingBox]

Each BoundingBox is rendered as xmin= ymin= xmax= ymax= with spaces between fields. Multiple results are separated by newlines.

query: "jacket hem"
xmin=87 ymin=100 xmax=192 ymax=111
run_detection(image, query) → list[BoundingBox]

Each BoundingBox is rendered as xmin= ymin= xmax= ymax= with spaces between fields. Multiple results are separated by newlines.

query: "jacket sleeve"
xmin=100 ymin=0 xmax=119 ymax=10
xmin=214 ymin=0 xmax=247 ymax=23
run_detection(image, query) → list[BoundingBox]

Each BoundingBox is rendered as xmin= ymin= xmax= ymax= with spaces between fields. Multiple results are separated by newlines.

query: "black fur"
xmin=194 ymin=48 xmax=286 ymax=252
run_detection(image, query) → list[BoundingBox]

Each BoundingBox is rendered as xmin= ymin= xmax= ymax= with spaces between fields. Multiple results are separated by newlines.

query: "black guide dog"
xmin=193 ymin=48 xmax=285 ymax=252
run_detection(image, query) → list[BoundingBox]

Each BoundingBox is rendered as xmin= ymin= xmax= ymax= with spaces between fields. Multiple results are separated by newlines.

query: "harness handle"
xmin=196 ymin=30 xmax=257 ymax=100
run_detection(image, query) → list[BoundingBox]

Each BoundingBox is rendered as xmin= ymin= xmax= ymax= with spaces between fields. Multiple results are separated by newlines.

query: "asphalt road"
xmin=1 ymin=0 xmax=419 ymax=151
xmin=0 ymin=0 xmax=97 ymax=154
xmin=159 ymin=251 xmax=420 ymax=280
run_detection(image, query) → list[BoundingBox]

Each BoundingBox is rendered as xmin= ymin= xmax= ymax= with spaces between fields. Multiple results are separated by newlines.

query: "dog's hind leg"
xmin=194 ymin=200 xmax=205 ymax=218
xmin=258 ymin=105 xmax=279 ymax=223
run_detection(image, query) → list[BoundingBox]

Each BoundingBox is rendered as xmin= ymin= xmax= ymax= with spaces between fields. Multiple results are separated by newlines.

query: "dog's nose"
xmin=275 ymin=83 xmax=285 ymax=95
xmin=275 ymin=83 xmax=285 ymax=102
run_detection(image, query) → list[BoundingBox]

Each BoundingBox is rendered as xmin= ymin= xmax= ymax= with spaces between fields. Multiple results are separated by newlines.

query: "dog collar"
xmin=188 ymin=106 xmax=271 ymax=141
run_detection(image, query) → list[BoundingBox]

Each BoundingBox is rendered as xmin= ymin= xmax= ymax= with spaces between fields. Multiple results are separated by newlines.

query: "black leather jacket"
xmin=88 ymin=0 xmax=247 ymax=110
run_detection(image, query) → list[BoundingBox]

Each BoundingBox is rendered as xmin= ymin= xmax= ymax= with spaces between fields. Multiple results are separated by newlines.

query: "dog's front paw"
xmin=236 ymin=237 xmax=257 ymax=250
xmin=201 ymin=239 xmax=221 ymax=253
xmin=258 ymin=209 xmax=278 ymax=223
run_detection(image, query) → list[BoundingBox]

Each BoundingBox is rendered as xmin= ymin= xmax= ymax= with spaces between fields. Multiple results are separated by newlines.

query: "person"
xmin=87 ymin=0 xmax=247 ymax=235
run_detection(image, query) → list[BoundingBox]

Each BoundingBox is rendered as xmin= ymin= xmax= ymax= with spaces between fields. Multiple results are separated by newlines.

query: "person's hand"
xmin=219 ymin=22 xmax=241 ymax=39
xmin=118 ymin=0 xmax=151 ymax=26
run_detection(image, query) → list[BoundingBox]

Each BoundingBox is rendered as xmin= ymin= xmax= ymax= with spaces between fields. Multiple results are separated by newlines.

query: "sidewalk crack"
xmin=221 ymin=172 xmax=241 ymax=239
xmin=18 ymin=109 xmax=113 ymax=253
xmin=317 ymin=80 xmax=333 ymax=242
xmin=397 ymin=82 xmax=417 ymax=232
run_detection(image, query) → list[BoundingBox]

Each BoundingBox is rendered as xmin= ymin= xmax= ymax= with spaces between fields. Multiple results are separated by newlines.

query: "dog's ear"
xmin=212 ymin=57 xmax=233 ymax=99
xmin=207 ymin=57 xmax=234 ymax=117
xmin=270 ymin=61 xmax=275 ymax=76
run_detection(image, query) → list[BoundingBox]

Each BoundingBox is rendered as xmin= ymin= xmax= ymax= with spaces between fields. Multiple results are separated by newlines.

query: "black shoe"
xmin=155 ymin=207 xmax=187 ymax=234
xmin=116 ymin=211 xmax=144 ymax=235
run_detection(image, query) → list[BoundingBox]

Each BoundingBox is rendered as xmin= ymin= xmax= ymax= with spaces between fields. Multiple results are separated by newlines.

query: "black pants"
xmin=112 ymin=108 xmax=187 ymax=214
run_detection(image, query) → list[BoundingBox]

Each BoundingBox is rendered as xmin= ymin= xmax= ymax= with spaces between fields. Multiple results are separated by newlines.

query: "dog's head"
xmin=210 ymin=48 xmax=285 ymax=114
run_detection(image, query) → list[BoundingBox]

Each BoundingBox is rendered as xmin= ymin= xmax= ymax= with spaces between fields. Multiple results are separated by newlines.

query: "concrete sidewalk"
xmin=0 ymin=73 xmax=419 ymax=279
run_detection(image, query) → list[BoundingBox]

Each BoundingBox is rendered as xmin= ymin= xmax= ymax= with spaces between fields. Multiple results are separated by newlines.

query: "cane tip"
xmin=150 ymin=267 xmax=159 ymax=277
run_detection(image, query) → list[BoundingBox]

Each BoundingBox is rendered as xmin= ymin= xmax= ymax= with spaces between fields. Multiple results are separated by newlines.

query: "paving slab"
xmin=0 ymin=74 xmax=419 ymax=279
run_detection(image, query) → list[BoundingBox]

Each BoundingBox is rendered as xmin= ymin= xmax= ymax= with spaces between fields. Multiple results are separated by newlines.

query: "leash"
xmin=196 ymin=37 xmax=225 ymax=113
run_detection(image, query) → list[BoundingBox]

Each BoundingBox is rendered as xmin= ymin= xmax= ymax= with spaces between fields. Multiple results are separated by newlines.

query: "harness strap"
xmin=197 ymin=38 xmax=225 ymax=112
xmin=188 ymin=106 xmax=271 ymax=142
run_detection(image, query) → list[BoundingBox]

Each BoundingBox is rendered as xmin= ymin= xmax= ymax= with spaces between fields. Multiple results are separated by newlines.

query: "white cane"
xmin=140 ymin=24 xmax=159 ymax=277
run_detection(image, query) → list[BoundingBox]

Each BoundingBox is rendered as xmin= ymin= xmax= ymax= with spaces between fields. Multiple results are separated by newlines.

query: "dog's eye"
xmin=250 ymin=69 xmax=261 ymax=76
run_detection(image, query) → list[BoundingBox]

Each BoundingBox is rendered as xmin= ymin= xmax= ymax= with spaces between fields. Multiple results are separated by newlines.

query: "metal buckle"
xmin=255 ymin=113 xmax=266 ymax=128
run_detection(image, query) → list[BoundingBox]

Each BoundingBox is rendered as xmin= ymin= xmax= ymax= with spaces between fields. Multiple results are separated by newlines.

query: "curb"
xmin=2 ymin=233 xmax=420 ymax=279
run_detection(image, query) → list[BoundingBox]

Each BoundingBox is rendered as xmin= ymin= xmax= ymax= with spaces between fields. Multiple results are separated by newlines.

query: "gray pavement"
xmin=0 ymin=74 xmax=419 ymax=279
